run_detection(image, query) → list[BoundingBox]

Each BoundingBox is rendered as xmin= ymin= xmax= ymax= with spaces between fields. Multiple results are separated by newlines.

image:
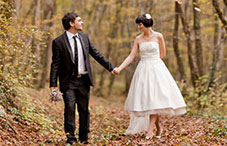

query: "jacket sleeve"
xmin=88 ymin=36 xmax=115 ymax=72
xmin=49 ymin=40 xmax=61 ymax=87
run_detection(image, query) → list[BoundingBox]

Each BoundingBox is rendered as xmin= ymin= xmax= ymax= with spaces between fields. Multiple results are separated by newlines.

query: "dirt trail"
xmin=0 ymin=89 xmax=226 ymax=146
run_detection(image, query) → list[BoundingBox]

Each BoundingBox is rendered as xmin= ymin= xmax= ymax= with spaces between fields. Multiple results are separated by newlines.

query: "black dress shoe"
xmin=65 ymin=143 xmax=72 ymax=146
xmin=66 ymin=140 xmax=73 ymax=145
xmin=66 ymin=137 xmax=77 ymax=145
xmin=80 ymin=139 xmax=88 ymax=144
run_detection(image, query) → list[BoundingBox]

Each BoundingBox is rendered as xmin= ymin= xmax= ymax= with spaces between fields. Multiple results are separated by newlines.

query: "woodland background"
xmin=0 ymin=0 xmax=226 ymax=145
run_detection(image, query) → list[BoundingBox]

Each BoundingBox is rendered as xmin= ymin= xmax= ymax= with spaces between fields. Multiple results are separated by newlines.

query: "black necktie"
xmin=73 ymin=36 xmax=78 ymax=76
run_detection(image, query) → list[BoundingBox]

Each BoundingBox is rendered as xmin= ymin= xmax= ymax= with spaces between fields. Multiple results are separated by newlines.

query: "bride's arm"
xmin=117 ymin=38 xmax=139 ymax=73
xmin=158 ymin=33 xmax=166 ymax=58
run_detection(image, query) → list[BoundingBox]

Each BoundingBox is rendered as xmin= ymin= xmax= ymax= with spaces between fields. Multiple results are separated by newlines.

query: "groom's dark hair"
xmin=135 ymin=14 xmax=153 ymax=27
xmin=62 ymin=12 xmax=79 ymax=30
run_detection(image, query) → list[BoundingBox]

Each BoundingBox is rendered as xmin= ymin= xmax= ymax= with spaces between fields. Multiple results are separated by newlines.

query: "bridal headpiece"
xmin=145 ymin=14 xmax=152 ymax=19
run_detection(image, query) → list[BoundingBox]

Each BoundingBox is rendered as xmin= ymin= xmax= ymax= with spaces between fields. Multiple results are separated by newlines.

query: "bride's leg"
xmin=155 ymin=115 xmax=162 ymax=137
xmin=146 ymin=114 xmax=157 ymax=137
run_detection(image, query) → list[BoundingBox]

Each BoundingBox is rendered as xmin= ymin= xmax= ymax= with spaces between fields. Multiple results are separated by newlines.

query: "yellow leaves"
xmin=0 ymin=105 xmax=6 ymax=118
xmin=0 ymin=3 xmax=44 ymax=127
xmin=0 ymin=1 xmax=6 ymax=5
xmin=1 ymin=87 xmax=226 ymax=145
xmin=199 ymin=0 xmax=211 ymax=5
xmin=103 ymin=0 xmax=112 ymax=6
xmin=41 ymin=15 xmax=59 ymax=24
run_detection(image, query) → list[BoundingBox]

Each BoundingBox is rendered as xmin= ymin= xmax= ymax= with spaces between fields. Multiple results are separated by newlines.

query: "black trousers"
xmin=63 ymin=74 xmax=90 ymax=142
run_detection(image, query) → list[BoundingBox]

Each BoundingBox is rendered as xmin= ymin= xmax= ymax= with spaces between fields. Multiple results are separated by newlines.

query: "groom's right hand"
xmin=49 ymin=87 xmax=62 ymax=102
xmin=50 ymin=87 xmax=58 ymax=91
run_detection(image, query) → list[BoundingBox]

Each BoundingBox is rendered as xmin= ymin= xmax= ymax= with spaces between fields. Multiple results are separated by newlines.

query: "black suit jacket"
xmin=50 ymin=32 xmax=114 ymax=92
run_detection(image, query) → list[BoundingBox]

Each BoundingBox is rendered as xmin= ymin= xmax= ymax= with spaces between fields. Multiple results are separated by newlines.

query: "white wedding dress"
xmin=124 ymin=41 xmax=186 ymax=134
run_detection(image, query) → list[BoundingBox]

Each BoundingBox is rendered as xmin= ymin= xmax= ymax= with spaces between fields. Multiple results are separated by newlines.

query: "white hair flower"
xmin=145 ymin=14 xmax=152 ymax=19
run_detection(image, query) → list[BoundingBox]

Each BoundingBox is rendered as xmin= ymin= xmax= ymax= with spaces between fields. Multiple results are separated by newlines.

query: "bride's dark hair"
xmin=135 ymin=14 xmax=153 ymax=27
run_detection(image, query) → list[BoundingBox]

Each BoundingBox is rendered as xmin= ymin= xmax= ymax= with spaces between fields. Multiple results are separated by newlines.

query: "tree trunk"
xmin=213 ymin=16 xmax=219 ymax=46
xmin=207 ymin=26 xmax=226 ymax=89
xmin=39 ymin=0 xmax=56 ymax=88
xmin=92 ymin=2 xmax=110 ymax=97
xmin=173 ymin=1 xmax=186 ymax=82
xmin=34 ymin=0 xmax=41 ymax=57
xmin=71 ymin=0 xmax=77 ymax=12
xmin=124 ymin=2 xmax=140 ymax=94
xmin=107 ymin=0 xmax=124 ymax=95
xmin=208 ymin=5 xmax=227 ymax=88
xmin=86 ymin=0 xmax=106 ymax=86
xmin=139 ymin=0 xmax=146 ymax=14
xmin=95 ymin=40 xmax=113 ymax=97
xmin=95 ymin=70 xmax=106 ymax=97
xmin=193 ymin=0 xmax=203 ymax=76
xmin=176 ymin=0 xmax=199 ymax=87
xmin=212 ymin=0 xmax=227 ymax=31
xmin=184 ymin=0 xmax=189 ymax=18
xmin=14 ymin=0 xmax=21 ymax=18
xmin=217 ymin=3 xmax=227 ymax=84
xmin=31 ymin=0 xmax=41 ymax=85
xmin=24 ymin=1 xmax=36 ymax=19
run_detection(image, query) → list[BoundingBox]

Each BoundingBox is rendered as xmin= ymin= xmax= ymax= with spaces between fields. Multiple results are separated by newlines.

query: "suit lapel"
xmin=63 ymin=32 xmax=74 ymax=63
xmin=78 ymin=33 xmax=88 ymax=60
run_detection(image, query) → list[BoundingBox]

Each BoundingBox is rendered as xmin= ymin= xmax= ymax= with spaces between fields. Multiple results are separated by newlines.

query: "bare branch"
xmin=212 ymin=0 xmax=227 ymax=31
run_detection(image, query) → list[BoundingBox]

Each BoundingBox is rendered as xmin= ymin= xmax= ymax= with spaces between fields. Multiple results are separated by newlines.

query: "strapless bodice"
xmin=139 ymin=41 xmax=160 ymax=60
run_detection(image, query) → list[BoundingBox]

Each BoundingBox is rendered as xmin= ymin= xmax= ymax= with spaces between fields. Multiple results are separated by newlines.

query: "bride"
xmin=112 ymin=14 xmax=186 ymax=139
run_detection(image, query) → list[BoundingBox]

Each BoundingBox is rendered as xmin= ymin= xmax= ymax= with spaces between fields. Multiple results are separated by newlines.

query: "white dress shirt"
xmin=66 ymin=31 xmax=87 ymax=74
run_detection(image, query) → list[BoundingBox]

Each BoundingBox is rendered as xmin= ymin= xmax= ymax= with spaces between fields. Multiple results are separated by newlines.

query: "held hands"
xmin=111 ymin=67 xmax=121 ymax=75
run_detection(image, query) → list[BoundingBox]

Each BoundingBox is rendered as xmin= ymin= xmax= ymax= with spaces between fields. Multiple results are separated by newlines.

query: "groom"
xmin=49 ymin=12 xmax=115 ymax=145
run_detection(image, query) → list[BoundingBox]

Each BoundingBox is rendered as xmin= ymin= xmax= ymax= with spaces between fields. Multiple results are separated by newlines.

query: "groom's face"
xmin=71 ymin=17 xmax=83 ymax=31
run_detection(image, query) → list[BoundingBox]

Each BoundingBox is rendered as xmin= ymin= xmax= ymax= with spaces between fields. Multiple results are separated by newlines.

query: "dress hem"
xmin=126 ymin=106 xmax=186 ymax=117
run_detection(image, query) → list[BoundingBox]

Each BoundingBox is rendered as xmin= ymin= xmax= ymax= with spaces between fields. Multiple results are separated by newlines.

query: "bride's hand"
xmin=112 ymin=67 xmax=121 ymax=75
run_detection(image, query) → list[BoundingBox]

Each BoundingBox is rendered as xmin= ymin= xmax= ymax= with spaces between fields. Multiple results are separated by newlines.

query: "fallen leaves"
xmin=0 ymin=89 xmax=226 ymax=146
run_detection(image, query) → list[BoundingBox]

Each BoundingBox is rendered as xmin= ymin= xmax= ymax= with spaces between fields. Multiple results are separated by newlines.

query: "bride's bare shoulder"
xmin=153 ymin=31 xmax=163 ymax=38
xmin=136 ymin=34 xmax=143 ymax=39
xmin=135 ymin=34 xmax=143 ymax=42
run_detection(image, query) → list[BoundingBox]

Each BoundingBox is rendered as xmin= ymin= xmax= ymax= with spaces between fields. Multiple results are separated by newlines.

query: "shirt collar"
xmin=66 ymin=31 xmax=79 ymax=39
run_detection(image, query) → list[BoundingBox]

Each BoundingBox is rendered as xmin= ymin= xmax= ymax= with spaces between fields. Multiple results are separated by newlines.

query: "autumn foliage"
xmin=0 ymin=0 xmax=226 ymax=145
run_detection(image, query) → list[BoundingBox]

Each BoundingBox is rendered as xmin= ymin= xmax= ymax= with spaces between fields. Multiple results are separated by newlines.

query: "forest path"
xmin=0 ymin=89 xmax=226 ymax=146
